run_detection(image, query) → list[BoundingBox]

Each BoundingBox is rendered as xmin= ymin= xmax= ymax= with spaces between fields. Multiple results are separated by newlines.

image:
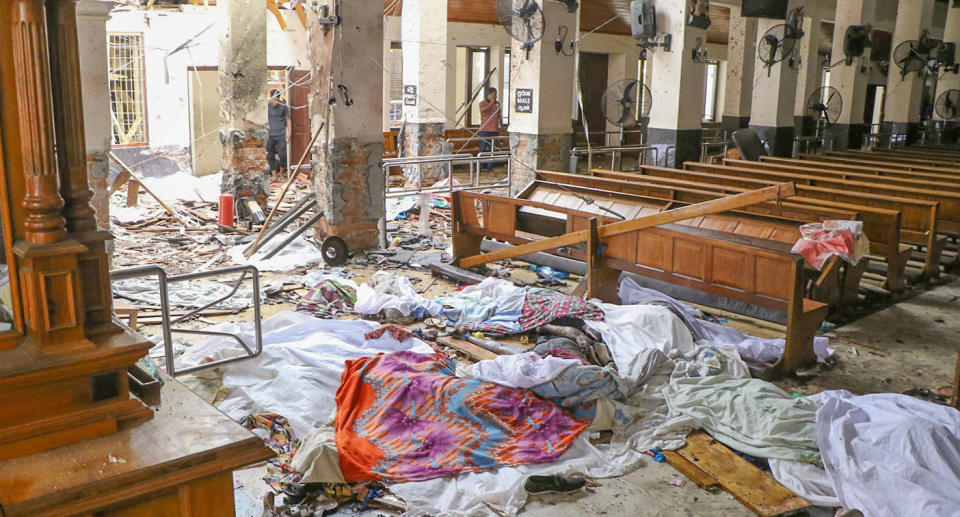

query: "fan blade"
xmin=621 ymin=81 xmax=637 ymax=103
xmin=827 ymin=90 xmax=837 ymax=105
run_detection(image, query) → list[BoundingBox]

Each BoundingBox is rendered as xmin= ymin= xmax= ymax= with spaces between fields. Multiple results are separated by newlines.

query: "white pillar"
xmin=218 ymin=0 xmax=269 ymax=201
xmin=883 ymin=0 xmax=936 ymax=143
xmin=76 ymin=0 xmax=115 ymax=230
xmin=934 ymin=3 xmax=960 ymax=139
xmin=508 ymin=0 xmax=577 ymax=192
xmin=824 ymin=0 xmax=875 ymax=149
xmin=647 ymin=0 xmax=708 ymax=167
xmin=722 ymin=5 xmax=757 ymax=135
xmin=793 ymin=3 xmax=826 ymax=136
xmin=307 ymin=0 xmax=384 ymax=249
xmin=400 ymin=0 xmax=448 ymax=183
xmin=748 ymin=0 xmax=803 ymax=156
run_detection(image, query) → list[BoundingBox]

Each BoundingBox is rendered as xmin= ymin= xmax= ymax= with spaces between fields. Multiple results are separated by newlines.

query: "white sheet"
xmin=816 ymin=390 xmax=960 ymax=516
xmin=174 ymin=311 xmax=433 ymax=436
xmin=584 ymin=303 xmax=696 ymax=381
xmin=227 ymin=234 xmax=326 ymax=272
xmin=768 ymin=459 xmax=840 ymax=507
xmin=468 ymin=352 xmax=582 ymax=389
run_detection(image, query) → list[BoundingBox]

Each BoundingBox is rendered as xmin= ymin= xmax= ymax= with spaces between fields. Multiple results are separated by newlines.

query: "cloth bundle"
xmin=790 ymin=220 xmax=870 ymax=270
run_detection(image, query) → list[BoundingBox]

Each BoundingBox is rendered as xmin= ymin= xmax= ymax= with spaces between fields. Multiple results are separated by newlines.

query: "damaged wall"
xmin=103 ymin=6 xmax=309 ymax=179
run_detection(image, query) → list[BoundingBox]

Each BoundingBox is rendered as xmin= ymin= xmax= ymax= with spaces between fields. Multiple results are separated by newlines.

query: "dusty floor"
xmin=113 ymin=176 xmax=960 ymax=516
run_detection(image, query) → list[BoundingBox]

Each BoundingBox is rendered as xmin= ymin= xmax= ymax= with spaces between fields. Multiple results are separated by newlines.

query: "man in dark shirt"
xmin=267 ymin=89 xmax=290 ymax=181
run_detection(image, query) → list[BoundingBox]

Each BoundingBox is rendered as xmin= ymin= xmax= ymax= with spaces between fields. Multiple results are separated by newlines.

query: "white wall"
xmin=106 ymin=6 xmax=309 ymax=151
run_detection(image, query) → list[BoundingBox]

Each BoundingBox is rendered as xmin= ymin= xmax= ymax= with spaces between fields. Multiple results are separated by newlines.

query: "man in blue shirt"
xmin=267 ymin=89 xmax=290 ymax=181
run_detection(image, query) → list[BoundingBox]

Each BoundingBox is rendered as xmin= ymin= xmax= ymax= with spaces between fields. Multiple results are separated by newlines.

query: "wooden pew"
xmin=797 ymin=153 xmax=960 ymax=176
xmin=828 ymin=150 xmax=960 ymax=169
xmin=451 ymin=190 xmax=829 ymax=373
xmin=590 ymin=166 xmax=940 ymax=283
xmin=523 ymin=176 xmax=852 ymax=305
xmin=759 ymin=156 xmax=960 ymax=186
xmin=683 ymin=161 xmax=960 ymax=238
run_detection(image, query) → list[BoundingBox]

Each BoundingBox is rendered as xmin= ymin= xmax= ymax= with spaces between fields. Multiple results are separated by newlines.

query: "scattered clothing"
xmin=524 ymin=474 xmax=586 ymax=494
xmin=335 ymin=351 xmax=589 ymax=483
xmin=791 ymin=220 xmax=870 ymax=270
xmin=468 ymin=352 xmax=583 ymax=389
xmin=240 ymin=413 xmax=302 ymax=490
xmin=364 ymin=324 xmax=418 ymax=343
xmin=291 ymin=426 xmax=347 ymax=484
xmin=618 ymin=277 xmax=832 ymax=363
xmin=296 ymin=279 xmax=357 ymax=319
xmin=466 ymin=288 xmax=603 ymax=335
xmin=355 ymin=272 xmax=444 ymax=323
xmin=664 ymin=375 xmax=822 ymax=463
xmin=816 ymin=390 xmax=960 ymax=516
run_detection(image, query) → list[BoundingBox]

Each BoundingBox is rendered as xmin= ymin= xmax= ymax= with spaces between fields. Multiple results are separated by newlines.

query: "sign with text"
xmin=403 ymin=85 xmax=417 ymax=106
xmin=515 ymin=88 xmax=534 ymax=113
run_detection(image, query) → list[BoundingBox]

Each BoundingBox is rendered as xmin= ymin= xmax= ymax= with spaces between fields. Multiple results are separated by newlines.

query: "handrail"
xmin=569 ymin=145 xmax=658 ymax=171
xmin=110 ymin=264 xmax=263 ymax=377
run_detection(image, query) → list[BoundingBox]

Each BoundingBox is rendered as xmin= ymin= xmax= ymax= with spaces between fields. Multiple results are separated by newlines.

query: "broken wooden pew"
xmin=451 ymin=187 xmax=828 ymax=373
xmin=599 ymin=165 xmax=942 ymax=282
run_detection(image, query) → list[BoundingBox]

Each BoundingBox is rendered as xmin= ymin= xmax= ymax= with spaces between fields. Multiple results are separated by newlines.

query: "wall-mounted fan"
xmin=691 ymin=37 xmax=708 ymax=63
xmin=893 ymin=39 xmax=930 ymax=78
xmin=806 ymin=86 xmax=842 ymax=133
xmin=496 ymin=0 xmax=546 ymax=59
xmin=931 ymin=42 xmax=959 ymax=75
xmin=935 ymin=89 xmax=960 ymax=120
xmin=758 ymin=24 xmax=802 ymax=76
xmin=842 ymin=25 xmax=872 ymax=66
xmin=601 ymin=78 xmax=652 ymax=129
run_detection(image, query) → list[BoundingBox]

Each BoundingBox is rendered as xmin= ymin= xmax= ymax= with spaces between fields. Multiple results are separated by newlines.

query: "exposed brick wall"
xmin=86 ymin=151 xmax=110 ymax=229
xmin=508 ymin=132 xmax=573 ymax=194
xmin=220 ymin=126 xmax=270 ymax=206
xmin=311 ymin=137 xmax=385 ymax=250
xmin=400 ymin=121 xmax=446 ymax=185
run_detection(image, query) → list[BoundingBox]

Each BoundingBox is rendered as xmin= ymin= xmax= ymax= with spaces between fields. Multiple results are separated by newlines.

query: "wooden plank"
xmin=675 ymin=432 xmax=810 ymax=516
xmin=458 ymin=183 xmax=797 ymax=268
xmin=109 ymin=152 xmax=185 ymax=225
xmin=661 ymin=449 xmax=721 ymax=492
xmin=436 ymin=335 xmax=498 ymax=361
xmin=125 ymin=179 xmax=140 ymax=207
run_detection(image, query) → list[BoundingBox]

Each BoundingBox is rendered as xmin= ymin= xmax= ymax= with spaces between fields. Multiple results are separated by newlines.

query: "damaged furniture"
xmin=451 ymin=185 xmax=829 ymax=373
xmin=0 ymin=0 xmax=271 ymax=513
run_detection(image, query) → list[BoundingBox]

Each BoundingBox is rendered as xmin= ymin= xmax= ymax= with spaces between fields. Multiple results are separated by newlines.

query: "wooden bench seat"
xmin=828 ymin=150 xmax=960 ymax=169
xmin=522 ymin=178 xmax=852 ymax=305
xmin=756 ymin=156 xmax=960 ymax=186
xmin=589 ymin=167 xmax=921 ymax=290
xmin=683 ymin=161 xmax=960 ymax=238
xmin=451 ymin=190 xmax=828 ymax=373
xmin=798 ymin=153 xmax=960 ymax=176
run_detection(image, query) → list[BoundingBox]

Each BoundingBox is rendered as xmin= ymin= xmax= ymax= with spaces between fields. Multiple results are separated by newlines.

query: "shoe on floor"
xmin=524 ymin=475 xmax=587 ymax=494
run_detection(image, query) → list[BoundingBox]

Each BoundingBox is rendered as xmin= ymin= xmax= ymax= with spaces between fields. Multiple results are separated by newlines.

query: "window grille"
xmin=108 ymin=33 xmax=148 ymax=146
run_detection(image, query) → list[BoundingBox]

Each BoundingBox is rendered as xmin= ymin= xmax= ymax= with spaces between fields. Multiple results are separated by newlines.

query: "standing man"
xmin=267 ymin=89 xmax=290 ymax=181
xmin=477 ymin=87 xmax=504 ymax=173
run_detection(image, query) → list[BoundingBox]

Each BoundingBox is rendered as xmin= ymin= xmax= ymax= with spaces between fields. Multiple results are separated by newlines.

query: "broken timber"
xmin=458 ymin=183 xmax=797 ymax=268
xmin=109 ymin=152 xmax=186 ymax=226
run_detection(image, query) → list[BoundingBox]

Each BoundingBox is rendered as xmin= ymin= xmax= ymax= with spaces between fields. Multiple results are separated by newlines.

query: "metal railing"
xmin=574 ymin=129 xmax=646 ymax=147
xmin=445 ymin=135 xmax=510 ymax=155
xmin=379 ymin=153 xmax=513 ymax=246
xmin=569 ymin=145 xmax=658 ymax=172
xmin=792 ymin=136 xmax=835 ymax=157
xmin=110 ymin=264 xmax=263 ymax=377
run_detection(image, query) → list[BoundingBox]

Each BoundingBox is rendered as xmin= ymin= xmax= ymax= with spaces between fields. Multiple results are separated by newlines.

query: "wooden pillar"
xmin=11 ymin=0 xmax=67 ymax=244
xmin=46 ymin=0 xmax=119 ymax=334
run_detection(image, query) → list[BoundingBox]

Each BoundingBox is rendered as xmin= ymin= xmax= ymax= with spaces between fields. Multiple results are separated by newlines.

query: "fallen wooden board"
xmin=436 ymin=335 xmax=497 ymax=361
xmin=675 ymin=432 xmax=810 ymax=516
xmin=458 ymin=182 xmax=797 ymax=267
xmin=661 ymin=449 xmax=720 ymax=492
xmin=429 ymin=263 xmax=488 ymax=285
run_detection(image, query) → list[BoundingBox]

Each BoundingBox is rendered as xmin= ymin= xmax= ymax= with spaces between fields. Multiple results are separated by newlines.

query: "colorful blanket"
xmin=296 ymin=279 xmax=357 ymax=319
xmin=464 ymin=288 xmax=604 ymax=335
xmin=335 ymin=351 xmax=589 ymax=483
xmin=240 ymin=413 xmax=302 ymax=490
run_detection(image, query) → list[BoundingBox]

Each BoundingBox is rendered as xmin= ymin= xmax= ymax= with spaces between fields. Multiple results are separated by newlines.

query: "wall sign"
xmin=515 ymin=88 xmax=534 ymax=113
xmin=403 ymin=85 xmax=417 ymax=106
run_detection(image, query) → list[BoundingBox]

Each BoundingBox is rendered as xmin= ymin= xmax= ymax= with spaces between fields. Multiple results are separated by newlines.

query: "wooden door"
xmin=577 ymin=52 xmax=609 ymax=146
xmin=288 ymin=70 xmax=311 ymax=168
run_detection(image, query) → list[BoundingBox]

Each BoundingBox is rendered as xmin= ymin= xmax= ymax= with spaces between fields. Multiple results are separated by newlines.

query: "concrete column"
xmin=883 ymin=0 xmax=936 ymax=144
xmin=605 ymin=52 xmax=640 ymax=142
xmin=218 ymin=0 xmax=269 ymax=204
xmin=76 ymin=0 xmax=114 ymax=230
xmin=933 ymin=4 xmax=960 ymax=139
xmin=793 ymin=4 xmax=826 ymax=136
xmin=507 ymin=0 xmax=577 ymax=193
xmin=748 ymin=0 xmax=803 ymax=157
xmin=647 ymin=0 xmax=707 ymax=167
xmin=824 ymin=0 xmax=875 ymax=150
xmin=400 ymin=0 xmax=448 ymax=184
xmin=308 ymin=0 xmax=384 ymax=249
xmin=722 ymin=5 xmax=757 ymax=135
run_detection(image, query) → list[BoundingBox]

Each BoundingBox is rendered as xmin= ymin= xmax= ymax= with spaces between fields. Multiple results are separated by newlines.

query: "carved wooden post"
xmin=46 ymin=0 xmax=118 ymax=334
xmin=46 ymin=0 xmax=97 ymax=233
xmin=11 ymin=0 xmax=67 ymax=244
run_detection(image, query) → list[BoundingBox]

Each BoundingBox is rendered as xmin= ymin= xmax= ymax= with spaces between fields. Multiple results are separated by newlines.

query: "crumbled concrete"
xmin=400 ymin=121 xmax=446 ymax=183
xmin=509 ymin=132 xmax=573 ymax=193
